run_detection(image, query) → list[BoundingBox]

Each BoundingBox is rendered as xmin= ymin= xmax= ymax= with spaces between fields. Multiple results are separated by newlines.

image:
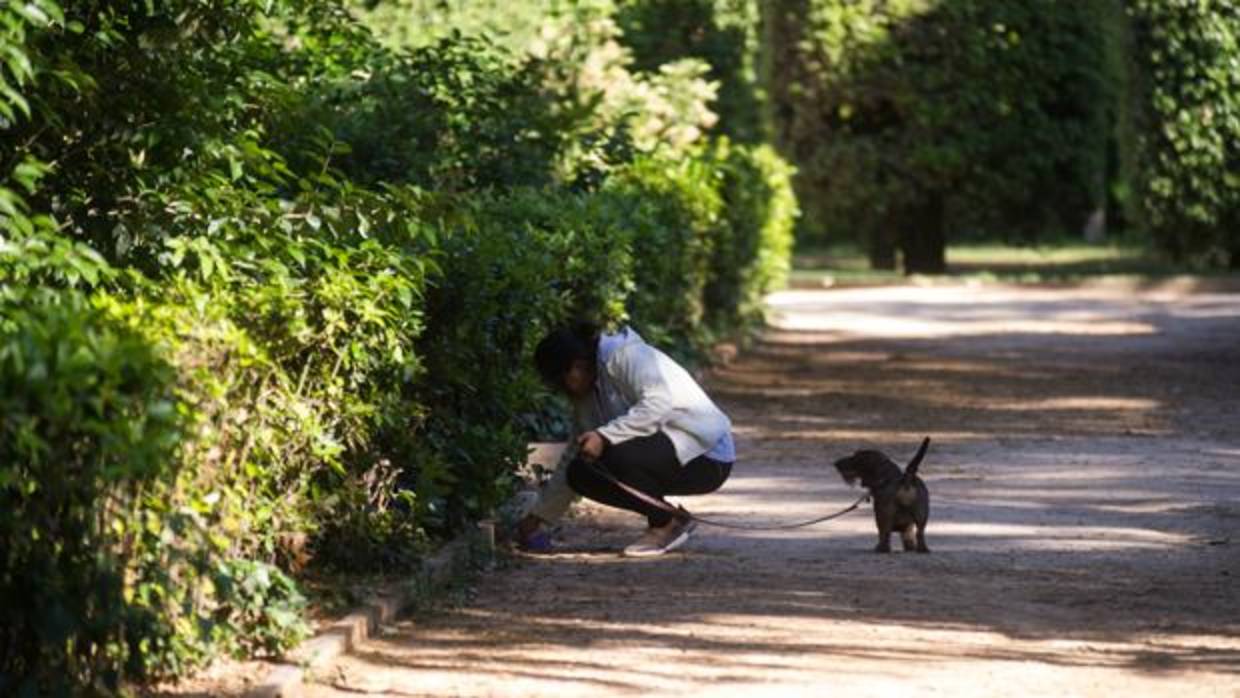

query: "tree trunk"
xmin=900 ymin=192 xmax=947 ymax=275
xmin=868 ymin=222 xmax=898 ymax=270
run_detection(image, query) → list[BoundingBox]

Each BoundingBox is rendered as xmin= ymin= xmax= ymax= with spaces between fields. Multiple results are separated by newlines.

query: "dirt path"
xmin=307 ymin=285 xmax=1240 ymax=697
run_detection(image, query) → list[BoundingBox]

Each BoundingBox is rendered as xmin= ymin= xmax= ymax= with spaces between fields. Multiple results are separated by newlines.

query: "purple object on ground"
xmin=519 ymin=530 xmax=553 ymax=553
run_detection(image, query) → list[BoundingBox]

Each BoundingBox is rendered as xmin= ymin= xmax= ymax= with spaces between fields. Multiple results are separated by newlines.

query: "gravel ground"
xmin=198 ymin=284 xmax=1240 ymax=697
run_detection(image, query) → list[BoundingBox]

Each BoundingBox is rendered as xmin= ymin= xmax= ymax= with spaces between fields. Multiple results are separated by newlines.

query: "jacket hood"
xmin=597 ymin=326 xmax=643 ymax=365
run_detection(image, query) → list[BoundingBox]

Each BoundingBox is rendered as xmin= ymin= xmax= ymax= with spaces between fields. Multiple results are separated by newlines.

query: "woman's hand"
xmin=576 ymin=430 xmax=607 ymax=461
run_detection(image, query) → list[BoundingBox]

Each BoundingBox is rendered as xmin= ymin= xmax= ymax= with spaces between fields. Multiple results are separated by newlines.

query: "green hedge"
xmin=294 ymin=35 xmax=572 ymax=191
xmin=0 ymin=156 xmax=799 ymax=689
xmin=706 ymin=140 xmax=798 ymax=332
xmin=0 ymin=289 xmax=311 ymax=693
xmin=602 ymin=150 xmax=725 ymax=355
xmin=0 ymin=0 xmax=798 ymax=691
xmin=398 ymin=187 xmax=635 ymax=532
xmin=1128 ymin=0 xmax=1240 ymax=268
xmin=1 ymin=291 xmax=186 ymax=693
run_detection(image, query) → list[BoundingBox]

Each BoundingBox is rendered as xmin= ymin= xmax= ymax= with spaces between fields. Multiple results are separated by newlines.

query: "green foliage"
xmin=705 ymin=140 xmax=799 ymax=330
xmin=0 ymin=224 xmax=118 ymax=289
xmin=0 ymin=0 xmax=800 ymax=691
xmin=311 ymin=458 xmax=427 ymax=572
xmin=300 ymin=36 xmax=571 ymax=190
xmin=764 ymin=0 xmax=1111 ymax=270
xmin=354 ymin=1 xmax=722 ymax=170
xmin=511 ymin=6 xmax=720 ymax=168
xmin=0 ymin=290 xmax=183 ymax=693
xmin=409 ymin=187 xmax=634 ymax=527
xmin=1128 ymin=0 xmax=1240 ymax=268
xmin=211 ymin=559 xmax=311 ymax=657
xmin=351 ymin=0 xmax=597 ymax=53
xmin=0 ymin=0 xmax=62 ymax=249
xmin=603 ymin=150 xmax=724 ymax=355
xmin=0 ymin=284 xmax=331 ymax=691
xmin=0 ymin=246 xmax=414 ymax=688
xmin=598 ymin=140 xmax=797 ymax=354
xmin=615 ymin=0 xmax=766 ymax=143
xmin=1 ymin=0 xmax=284 ymax=251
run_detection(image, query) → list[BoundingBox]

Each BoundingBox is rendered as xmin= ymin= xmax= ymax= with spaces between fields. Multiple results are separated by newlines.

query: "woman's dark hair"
xmin=534 ymin=321 xmax=600 ymax=387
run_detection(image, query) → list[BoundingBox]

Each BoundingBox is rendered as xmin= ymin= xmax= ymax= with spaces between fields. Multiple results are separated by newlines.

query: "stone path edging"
xmin=246 ymin=524 xmax=494 ymax=698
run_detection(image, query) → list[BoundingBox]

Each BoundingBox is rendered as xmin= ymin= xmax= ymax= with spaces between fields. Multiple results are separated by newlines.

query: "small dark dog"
xmin=833 ymin=437 xmax=931 ymax=553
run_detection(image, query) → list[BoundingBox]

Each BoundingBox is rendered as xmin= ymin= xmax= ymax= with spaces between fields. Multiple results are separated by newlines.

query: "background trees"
xmin=763 ymin=0 xmax=1240 ymax=272
xmin=1127 ymin=0 xmax=1240 ymax=269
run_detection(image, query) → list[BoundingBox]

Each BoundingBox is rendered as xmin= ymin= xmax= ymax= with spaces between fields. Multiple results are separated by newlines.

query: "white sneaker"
xmin=623 ymin=517 xmax=695 ymax=557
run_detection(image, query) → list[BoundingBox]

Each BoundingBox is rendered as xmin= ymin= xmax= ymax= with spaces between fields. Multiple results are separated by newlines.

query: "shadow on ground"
xmin=306 ymin=287 xmax=1240 ymax=697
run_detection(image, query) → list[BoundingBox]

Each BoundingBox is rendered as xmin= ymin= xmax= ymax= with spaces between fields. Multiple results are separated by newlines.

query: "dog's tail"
xmin=902 ymin=436 xmax=931 ymax=480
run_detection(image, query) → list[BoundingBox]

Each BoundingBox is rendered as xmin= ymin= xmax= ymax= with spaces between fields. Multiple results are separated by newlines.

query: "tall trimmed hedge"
xmin=1128 ymin=0 xmax=1240 ymax=268
xmin=0 ymin=288 xmax=315 ymax=691
xmin=596 ymin=140 xmax=797 ymax=358
xmin=707 ymin=140 xmax=797 ymax=329
xmin=1 ymin=292 xmax=188 ymax=693
xmin=0 ymin=0 xmax=798 ymax=691
xmin=0 ymin=163 xmax=798 ymax=691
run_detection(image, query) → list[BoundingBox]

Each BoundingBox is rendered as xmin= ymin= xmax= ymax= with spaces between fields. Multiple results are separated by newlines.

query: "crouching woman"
xmin=517 ymin=322 xmax=735 ymax=557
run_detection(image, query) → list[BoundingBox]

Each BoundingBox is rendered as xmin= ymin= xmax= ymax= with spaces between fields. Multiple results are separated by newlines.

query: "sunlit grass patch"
xmin=789 ymin=241 xmax=1234 ymax=285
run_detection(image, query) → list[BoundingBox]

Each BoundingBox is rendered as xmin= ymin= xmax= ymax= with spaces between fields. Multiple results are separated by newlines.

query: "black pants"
xmin=566 ymin=432 xmax=732 ymax=527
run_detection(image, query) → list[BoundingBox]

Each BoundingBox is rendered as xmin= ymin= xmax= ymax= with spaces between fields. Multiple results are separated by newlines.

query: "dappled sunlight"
xmin=306 ymin=286 xmax=1240 ymax=698
xmin=739 ymin=428 xmax=987 ymax=444
xmin=950 ymin=491 xmax=1186 ymax=508
xmin=765 ymin=288 xmax=1161 ymax=339
xmin=1160 ymin=297 xmax=1240 ymax=319
xmin=927 ymin=522 xmax=1193 ymax=551
xmin=674 ymin=457 xmax=1231 ymax=552
xmin=709 ymin=304 xmax=1185 ymax=444
xmin=319 ymin=595 xmax=1240 ymax=698
xmin=990 ymin=396 xmax=1161 ymax=412
xmin=773 ymin=311 xmax=1156 ymax=338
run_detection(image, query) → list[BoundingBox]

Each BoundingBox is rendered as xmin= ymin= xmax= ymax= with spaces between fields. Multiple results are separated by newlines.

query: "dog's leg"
xmin=873 ymin=505 xmax=893 ymax=553
xmin=915 ymin=492 xmax=930 ymax=553
xmin=900 ymin=525 xmax=918 ymax=552
xmin=914 ymin=510 xmax=930 ymax=553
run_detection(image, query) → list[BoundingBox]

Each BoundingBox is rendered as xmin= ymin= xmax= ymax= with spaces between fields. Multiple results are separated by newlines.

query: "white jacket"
xmin=529 ymin=327 xmax=733 ymax=522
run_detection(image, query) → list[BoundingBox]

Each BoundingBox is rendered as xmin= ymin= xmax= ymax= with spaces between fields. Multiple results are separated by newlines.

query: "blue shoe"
xmin=518 ymin=529 xmax=554 ymax=553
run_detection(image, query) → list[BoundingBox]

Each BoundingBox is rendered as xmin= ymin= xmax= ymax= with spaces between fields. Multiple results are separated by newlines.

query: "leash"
xmin=586 ymin=459 xmax=870 ymax=531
